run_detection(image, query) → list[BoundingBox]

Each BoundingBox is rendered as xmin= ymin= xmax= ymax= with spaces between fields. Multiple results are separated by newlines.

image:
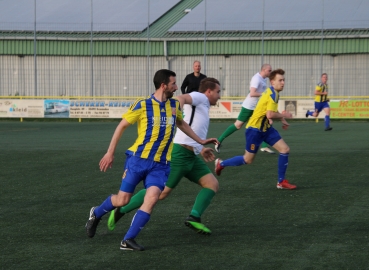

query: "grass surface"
xmin=1 ymin=120 xmax=368 ymax=270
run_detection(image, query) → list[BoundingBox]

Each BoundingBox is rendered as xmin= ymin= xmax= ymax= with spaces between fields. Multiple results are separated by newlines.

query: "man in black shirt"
xmin=181 ymin=61 xmax=207 ymax=94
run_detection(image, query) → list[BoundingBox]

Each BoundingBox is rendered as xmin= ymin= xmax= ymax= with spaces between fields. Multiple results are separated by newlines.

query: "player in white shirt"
xmin=215 ymin=64 xmax=275 ymax=154
xmin=107 ymin=78 xmax=221 ymax=235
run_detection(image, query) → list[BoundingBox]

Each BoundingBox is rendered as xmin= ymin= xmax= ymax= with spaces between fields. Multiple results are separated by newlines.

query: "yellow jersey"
xmin=314 ymin=82 xmax=329 ymax=102
xmin=123 ymin=94 xmax=183 ymax=163
xmin=246 ymin=87 xmax=279 ymax=132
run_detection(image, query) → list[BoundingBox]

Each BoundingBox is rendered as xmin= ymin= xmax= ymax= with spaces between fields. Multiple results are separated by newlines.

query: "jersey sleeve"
xmin=175 ymin=100 xmax=183 ymax=121
xmin=122 ymin=98 xmax=143 ymax=124
xmin=250 ymin=75 xmax=259 ymax=89
xmin=315 ymin=83 xmax=323 ymax=92
xmin=189 ymin=92 xmax=205 ymax=107
xmin=266 ymin=89 xmax=278 ymax=112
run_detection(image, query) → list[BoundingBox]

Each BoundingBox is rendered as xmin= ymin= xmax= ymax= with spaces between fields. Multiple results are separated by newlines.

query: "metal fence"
xmin=1 ymin=0 xmax=369 ymax=98
xmin=1 ymin=53 xmax=369 ymax=98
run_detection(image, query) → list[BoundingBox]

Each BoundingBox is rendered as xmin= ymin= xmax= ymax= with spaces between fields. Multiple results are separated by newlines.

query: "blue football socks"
xmin=325 ymin=115 xmax=330 ymax=128
xmin=94 ymin=195 xmax=114 ymax=218
xmin=278 ymin=153 xmax=289 ymax=183
xmin=124 ymin=210 xmax=150 ymax=240
xmin=221 ymin=156 xmax=246 ymax=167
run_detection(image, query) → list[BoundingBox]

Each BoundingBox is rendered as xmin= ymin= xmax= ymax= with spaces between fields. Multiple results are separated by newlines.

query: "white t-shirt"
xmin=174 ymin=92 xmax=210 ymax=155
xmin=242 ymin=72 xmax=268 ymax=110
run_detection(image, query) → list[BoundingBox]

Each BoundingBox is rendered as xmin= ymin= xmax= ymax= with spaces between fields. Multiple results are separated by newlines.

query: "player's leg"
xmin=107 ymin=189 xmax=146 ymax=231
xmin=121 ymin=161 xmax=170 ymax=251
xmin=307 ymin=102 xmax=320 ymax=118
xmin=215 ymin=128 xmax=260 ymax=175
xmin=323 ymin=105 xmax=332 ymax=131
xmin=185 ymin=157 xmax=217 ymax=234
xmin=215 ymin=108 xmax=252 ymax=153
xmin=267 ymin=128 xmax=296 ymax=190
xmin=86 ymin=155 xmax=141 ymax=238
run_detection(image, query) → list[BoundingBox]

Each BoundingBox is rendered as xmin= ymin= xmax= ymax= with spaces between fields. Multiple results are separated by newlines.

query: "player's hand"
xmin=200 ymin=147 xmax=216 ymax=162
xmin=282 ymin=123 xmax=289 ymax=130
xmin=99 ymin=152 xmax=114 ymax=172
xmin=200 ymin=138 xmax=220 ymax=146
xmin=281 ymin=118 xmax=290 ymax=130
xmin=268 ymin=118 xmax=274 ymax=125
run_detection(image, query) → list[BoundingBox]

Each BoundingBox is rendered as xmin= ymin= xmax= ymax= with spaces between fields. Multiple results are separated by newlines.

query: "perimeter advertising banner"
xmin=1 ymin=99 xmax=368 ymax=119
xmin=330 ymin=100 xmax=369 ymax=118
xmin=69 ymin=100 xmax=133 ymax=118
xmin=0 ymin=99 xmax=44 ymax=118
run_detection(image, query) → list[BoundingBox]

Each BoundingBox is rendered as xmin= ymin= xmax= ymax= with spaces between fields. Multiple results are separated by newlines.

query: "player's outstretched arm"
xmin=175 ymin=94 xmax=193 ymax=109
xmin=176 ymin=118 xmax=219 ymax=146
xmin=266 ymin=110 xmax=292 ymax=130
xmin=99 ymin=119 xmax=130 ymax=172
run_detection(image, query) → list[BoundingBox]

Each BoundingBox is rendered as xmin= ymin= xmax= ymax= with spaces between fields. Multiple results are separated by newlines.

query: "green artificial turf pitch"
xmin=0 ymin=120 xmax=368 ymax=269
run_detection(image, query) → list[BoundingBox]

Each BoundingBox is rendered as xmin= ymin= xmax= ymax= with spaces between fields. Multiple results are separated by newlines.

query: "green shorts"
xmin=237 ymin=107 xmax=254 ymax=122
xmin=166 ymin=143 xmax=211 ymax=189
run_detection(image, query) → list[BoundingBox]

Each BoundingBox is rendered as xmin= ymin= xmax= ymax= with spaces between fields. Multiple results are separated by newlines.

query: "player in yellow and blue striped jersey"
xmin=215 ymin=69 xmax=297 ymax=190
xmin=306 ymin=73 xmax=333 ymax=131
xmin=85 ymin=69 xmax=218 ymax=251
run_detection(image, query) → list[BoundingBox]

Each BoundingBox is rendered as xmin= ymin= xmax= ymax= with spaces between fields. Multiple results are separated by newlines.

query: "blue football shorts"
xmin=314 ymin=101 xmax=330 ymax=113
xmin=120 ymin=154 xmax=170 ymax=193
xmin=245 ymin=127 xmax=282 ymax=153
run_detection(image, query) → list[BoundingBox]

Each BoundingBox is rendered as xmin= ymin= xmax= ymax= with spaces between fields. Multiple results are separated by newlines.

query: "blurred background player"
xmin=306 ymin=73 xmax=332 ymax=131
xmin=85 ymin=69 xmax=217 ymax=251
xmin=108 ymin=78 xmax=221 ymax=235
xmin=215 ymin=69 xmax=297 ymax=190
xmin=215 ymin=64 xmax=275 ymax=154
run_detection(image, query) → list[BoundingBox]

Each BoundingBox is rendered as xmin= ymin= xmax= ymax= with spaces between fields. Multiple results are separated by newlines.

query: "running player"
xmin=215 ymin=69 xmax=297 ymax=190
xmin=107 ymin=78 xmax=221 ymax=235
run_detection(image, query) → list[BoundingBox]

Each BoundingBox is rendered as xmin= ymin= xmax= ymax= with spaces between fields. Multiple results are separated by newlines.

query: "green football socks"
xmin=218 ymin=124 xmax=238 ymax=143
xmin=119 ymin=189 xmax=146 ymax=214
xmin=190 ymin=188 xmax=216 ymax=218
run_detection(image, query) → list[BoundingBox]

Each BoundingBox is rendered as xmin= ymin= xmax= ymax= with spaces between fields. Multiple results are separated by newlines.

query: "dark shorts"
xmin=120 ymin=155 xmax=170 ymax=193
xmin=245 ymin=127 xmax=281 ymax=153
xmin=314 ymin=101 xmax=330 ymax=113
xmin=166 ymin=144 xmax=211 ymax=189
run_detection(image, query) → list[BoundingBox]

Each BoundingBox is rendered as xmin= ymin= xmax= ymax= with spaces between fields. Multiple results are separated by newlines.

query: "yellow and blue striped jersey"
xmin=315 ymin=82 xmax=329 ymax=102
xmin=123 ymin=94 xmax=183 ymax=163
xmin=246 ymin=87 xmax=279 ymax=132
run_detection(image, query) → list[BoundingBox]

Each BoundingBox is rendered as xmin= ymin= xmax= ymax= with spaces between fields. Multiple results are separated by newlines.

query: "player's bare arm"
xmin=175 ymin=94 xmax=193 ymax=109
xmin=314 ymin=90 xmax=328 ymax=96
xmin=176 ymin=118 xmax=219 ymax=146
xmin=249 ymin=87 xmax=262 ymax=97
xmin=99 ymin=119 xmax=130 ymax=172
xmin=266 ymin=110 xmax=292 ymax=130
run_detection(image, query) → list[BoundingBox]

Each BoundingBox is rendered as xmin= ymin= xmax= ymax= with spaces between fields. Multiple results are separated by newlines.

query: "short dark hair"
xmin=269 ymin=69 xmax=285 ymax=81
xmin=198 ymin=78 xmax=220 ymax=93
xmin=153 ymin=69 xmax=176 ymax=90
xmin=321 ymin=73 xmax=328 ymax=77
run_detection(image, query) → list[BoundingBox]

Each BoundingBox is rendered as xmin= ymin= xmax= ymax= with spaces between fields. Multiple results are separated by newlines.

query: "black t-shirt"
xmin=180 ymin=73 xmax=207 ymax=94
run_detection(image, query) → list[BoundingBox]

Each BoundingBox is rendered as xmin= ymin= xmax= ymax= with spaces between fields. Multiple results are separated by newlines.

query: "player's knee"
xmin=281 ymin=145 xmax=290 ymax=153
xmin=209 ymin=179 xmax=219 ymax=193
xmin=244 ymin=156 xmax=253 ymax=164
xmin=115 ymin=196 xmax=130 ymax=207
